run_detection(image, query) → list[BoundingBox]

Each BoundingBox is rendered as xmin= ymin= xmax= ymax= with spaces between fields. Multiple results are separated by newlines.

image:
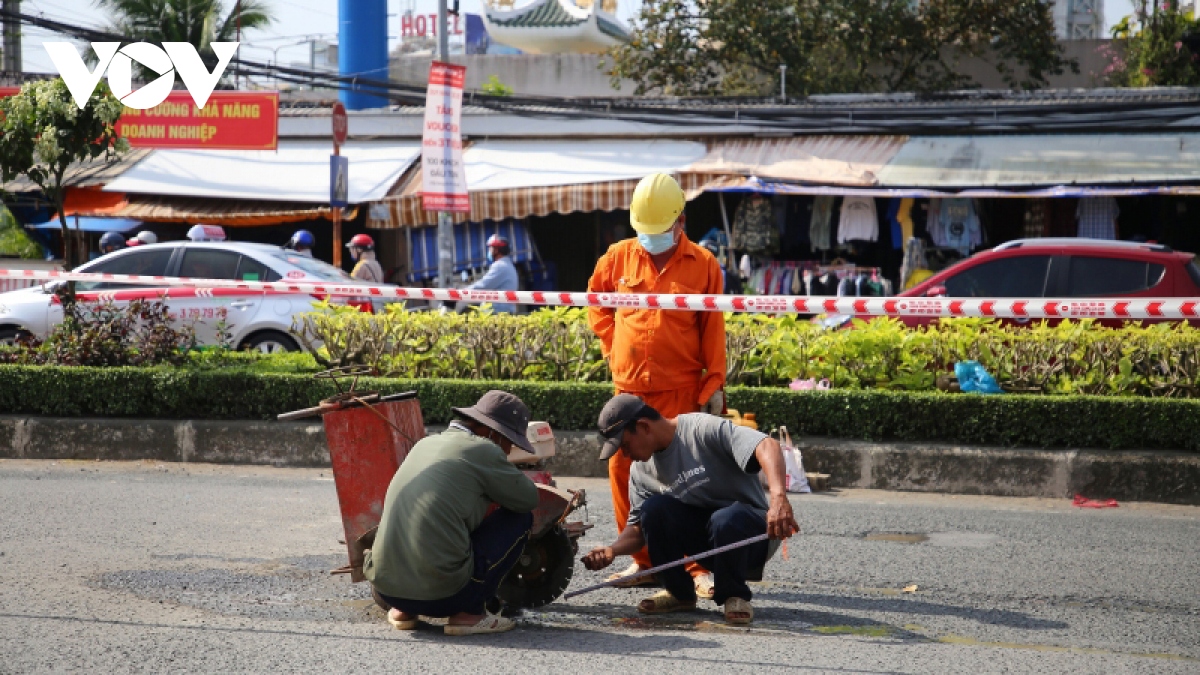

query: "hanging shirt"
xmin=837 ymin=196 xmax=878 ymax=243
xmin=1023 ymin=199 xmax=1049 ymax=238
xmin=810 ymin=196 xmax=835 ymax=251
xmin=1076 ymin=197 xmax=1119 ymax=239
xmin=887 ymin=199 xmax=903 ymax=250
xmin=939 ymin=198 xmax=981 ymax=255
xmin=897 ymin=198 xmax=914 ymax=245
xmin=926 ymin=198 xmax=944 ymax=246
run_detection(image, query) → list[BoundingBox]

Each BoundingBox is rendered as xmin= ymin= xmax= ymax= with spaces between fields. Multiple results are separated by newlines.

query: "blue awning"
xmin=407 ymin=219 xmax=536 ymax=283
xmin=28 ymin=217 xmax=141 ymax=233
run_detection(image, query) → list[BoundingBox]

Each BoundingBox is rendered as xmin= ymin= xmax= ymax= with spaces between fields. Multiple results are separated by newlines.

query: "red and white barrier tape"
xmin=1 ymin=268 xmax=1197 ymax=319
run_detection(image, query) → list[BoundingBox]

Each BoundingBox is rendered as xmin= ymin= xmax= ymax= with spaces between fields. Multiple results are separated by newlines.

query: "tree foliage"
xmin=97 ymin=0 xmax=274 ymax=46
xmin=96 ymin=0 xmax=274 ymax=73
xmin=1101 ymin=8 xmax=1200 ymax=87
xmin=0 ymin=79 xmax=129 ymax=269
xmin=608 ymin=0 xmax=1076 ymax=96
xmin=0 ymin=207 xmax=44 ymax=259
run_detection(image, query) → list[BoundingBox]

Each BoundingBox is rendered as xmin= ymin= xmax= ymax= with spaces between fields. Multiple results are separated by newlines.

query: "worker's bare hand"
xmin=581 ymin=546 xmax=615 ymax=571
xmin=767 ymin=494 xmax=799 ymax=540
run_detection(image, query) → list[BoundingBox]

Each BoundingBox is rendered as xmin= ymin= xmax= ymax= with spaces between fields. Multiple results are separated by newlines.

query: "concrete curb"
xmin=2 ymin=416 xmax=1197 ymax=504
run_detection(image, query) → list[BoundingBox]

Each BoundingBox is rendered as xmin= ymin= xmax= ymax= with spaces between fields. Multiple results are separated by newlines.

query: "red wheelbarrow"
xmin=279 ymin=367 xmax=591 ymax=609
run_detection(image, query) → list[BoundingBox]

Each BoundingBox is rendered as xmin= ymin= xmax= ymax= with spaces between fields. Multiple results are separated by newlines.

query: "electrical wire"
xmin=6 ymin=7 xmax=1200 ymax=135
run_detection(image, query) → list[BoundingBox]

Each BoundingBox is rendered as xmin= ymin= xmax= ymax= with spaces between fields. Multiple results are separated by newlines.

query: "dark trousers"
xmin=377 ymin=508 xmax=533 ymax=617
xmin=639 ymin=494 xmax=768 ymax=605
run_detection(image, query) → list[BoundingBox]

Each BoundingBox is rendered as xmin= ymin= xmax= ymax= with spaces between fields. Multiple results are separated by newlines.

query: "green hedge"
xmin=2 ymin=365 xmax=1198 ymax=451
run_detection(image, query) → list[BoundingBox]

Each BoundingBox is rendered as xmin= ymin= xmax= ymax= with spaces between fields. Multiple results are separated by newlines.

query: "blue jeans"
xmin=639 ymin=495 xmax=768 ymax=605
xmin=376 ymin=508 xmax=533 ymax=617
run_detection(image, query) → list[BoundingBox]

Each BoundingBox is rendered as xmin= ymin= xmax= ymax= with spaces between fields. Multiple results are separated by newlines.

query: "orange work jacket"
xmin=587 ymin=236 xmax=726 ymax=404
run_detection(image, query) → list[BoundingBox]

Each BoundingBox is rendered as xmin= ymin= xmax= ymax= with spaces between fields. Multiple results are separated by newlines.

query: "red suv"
xmin=898 ymin=238 xmax=1200 ymax=327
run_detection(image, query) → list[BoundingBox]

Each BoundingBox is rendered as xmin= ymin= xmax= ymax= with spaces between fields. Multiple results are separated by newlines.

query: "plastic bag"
xmin=789 ymin=378 xmax=831 ymax=391
xmin=760 ymin=426 xmax=811 ymax=493
xmin=954 ymin=360 xmax=1003 ymax=395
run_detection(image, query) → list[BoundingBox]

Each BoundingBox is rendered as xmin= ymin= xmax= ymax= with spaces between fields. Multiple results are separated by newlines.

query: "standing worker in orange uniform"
xmin=587 ymin=173 xmax=727 ymax=598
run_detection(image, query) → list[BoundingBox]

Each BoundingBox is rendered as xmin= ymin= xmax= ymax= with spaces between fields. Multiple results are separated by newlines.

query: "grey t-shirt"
xmin=628 ymin=413 xmax=770 ymax=526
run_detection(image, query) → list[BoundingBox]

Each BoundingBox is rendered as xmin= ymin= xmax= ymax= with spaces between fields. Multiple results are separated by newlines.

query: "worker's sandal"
xmin=443 ymin=613 xmax=516 ymax=636
xmin=693 ymin=572 xmax=715 ymax=600
xmin=387 ymin=609 xmax=418 ymax=630
xmin=637 ymin=590 xmax=697 ymax=615
xmin=724 ymin=597 xmax=753 ymax=625
xmin=606 ymin=562 xmax=658 ymax=588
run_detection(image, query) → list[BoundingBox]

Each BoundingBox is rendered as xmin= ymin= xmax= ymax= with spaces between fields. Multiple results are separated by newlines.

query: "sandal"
xmin=606 ymin=562 xmax=658 ymax=588
xmin=387 ymin=609 xmax=418 ymax=631
xmin=638 ymin=590 xmax=697 ymax=615
xmin=724 ymin=597 xmax=753 ymax=625
xmin=693 ymin=572 xmax=715 ymax=600
xmin=443 ymin=613 xmax=516 ymax=636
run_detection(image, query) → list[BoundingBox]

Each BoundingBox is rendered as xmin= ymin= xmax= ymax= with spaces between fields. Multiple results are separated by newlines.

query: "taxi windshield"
xmin=268 ymin=250 xmax=356 ymax=282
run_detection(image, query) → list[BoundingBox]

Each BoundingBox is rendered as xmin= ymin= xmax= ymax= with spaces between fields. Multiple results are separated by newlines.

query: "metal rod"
xmin=564 ymin=533 xmax=769 ymax=600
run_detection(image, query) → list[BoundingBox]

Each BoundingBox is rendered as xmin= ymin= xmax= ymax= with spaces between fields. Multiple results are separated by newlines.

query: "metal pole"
xmin=779 ymin=64 xmax=787 ymax=101
xmin=2 ymin=0 xmax=21 ymax=74
xmin=333 ymin=142 xmax=343 ymax=268
xmin=564 ymin=533 xmax=770 ymax=600
xmin=435 ymin=0 xmax=453 ymax=290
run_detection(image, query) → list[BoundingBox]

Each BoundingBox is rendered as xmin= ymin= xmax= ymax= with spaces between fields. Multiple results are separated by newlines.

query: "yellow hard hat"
xmin=629 ymin=173 xmax=685 ymax=234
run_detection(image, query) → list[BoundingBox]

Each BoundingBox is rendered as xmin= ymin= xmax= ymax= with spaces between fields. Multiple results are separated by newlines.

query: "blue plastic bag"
xmin=955 ymin=360 xmax=1004 ymax=395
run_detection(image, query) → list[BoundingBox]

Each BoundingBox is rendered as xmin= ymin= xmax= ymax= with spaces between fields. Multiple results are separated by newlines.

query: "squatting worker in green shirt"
xmin=364 ymin=390 xmax=539 ymax=636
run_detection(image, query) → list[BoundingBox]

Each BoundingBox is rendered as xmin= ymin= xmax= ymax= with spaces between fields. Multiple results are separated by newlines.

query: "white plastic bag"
xmin=760 ymin=426 xmax=811 ymax=493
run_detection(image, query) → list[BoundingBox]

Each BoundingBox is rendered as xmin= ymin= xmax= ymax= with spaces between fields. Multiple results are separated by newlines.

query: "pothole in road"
xmin=863 ymin=532 xmax=929 ymax=544
xmin=862 ymin=531 xmax=1001 ymax=547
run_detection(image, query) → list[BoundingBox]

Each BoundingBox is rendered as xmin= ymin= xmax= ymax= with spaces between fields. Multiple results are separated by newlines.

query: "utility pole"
xmin=435 ymin=0 xmax=453 ymax=290
xmin=2 ymin=0 xmax=21 ymax=75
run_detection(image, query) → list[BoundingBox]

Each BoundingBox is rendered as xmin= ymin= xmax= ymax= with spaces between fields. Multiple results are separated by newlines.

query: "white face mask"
xmin=638 ymin=229 xmax=678 ymax=255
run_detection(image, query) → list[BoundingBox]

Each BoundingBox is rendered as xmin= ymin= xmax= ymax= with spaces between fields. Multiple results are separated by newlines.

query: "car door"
xmin=1059 ymin=255 xmax=1168 ymax=327
xmin=901 ymin=255 xmax=1052 ymax=327
xmin=173 ymin=248 xmax=261 ymax=345
xmin=48 ymin=247 xmax=178 ymax=331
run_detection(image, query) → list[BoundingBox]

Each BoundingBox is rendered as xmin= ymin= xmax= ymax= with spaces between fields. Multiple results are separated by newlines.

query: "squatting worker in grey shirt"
xmin=581 ymin=393 xmax=799 ymax=625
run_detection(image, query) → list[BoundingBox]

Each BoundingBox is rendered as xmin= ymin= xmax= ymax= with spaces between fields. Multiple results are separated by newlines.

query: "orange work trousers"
xmin=610 ymin=386 xmax=704 ymax=574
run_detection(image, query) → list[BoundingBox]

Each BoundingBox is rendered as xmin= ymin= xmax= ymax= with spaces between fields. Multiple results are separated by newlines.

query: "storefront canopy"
xmin=684 ymin=136 xmax=907 ymax=187
xmin=28 ymin=217 xmax=141 ymax=233
xmin=103 ymin=141 xmax=420 ymax=204
xmin=369 ymin=140 xmax=729 ymax=228
xmin=873 ymin=134 xmax=1200 ymax=189
xmin=98 ymin=194 xmax=357 ymax=227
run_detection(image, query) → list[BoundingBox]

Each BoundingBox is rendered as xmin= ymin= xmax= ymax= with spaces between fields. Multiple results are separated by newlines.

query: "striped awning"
xmin=682 ymin=135 xmax=907 ymax=186
xmin=366 ymin=135 xmax=907 ymax=229
xmin=76 ymin=194 xmax=357 ymax=227
xmin=368 ymin=168 xmax=738 ymax=229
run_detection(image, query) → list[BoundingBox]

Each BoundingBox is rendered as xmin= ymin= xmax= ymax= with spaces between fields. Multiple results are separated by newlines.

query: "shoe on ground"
xmin=443 ymin=613 xmax=516 ymax=636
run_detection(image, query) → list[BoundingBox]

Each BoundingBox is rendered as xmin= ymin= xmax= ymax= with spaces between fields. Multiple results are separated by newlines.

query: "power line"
xmin=6 ymin=7 xmax=1200 ymax=135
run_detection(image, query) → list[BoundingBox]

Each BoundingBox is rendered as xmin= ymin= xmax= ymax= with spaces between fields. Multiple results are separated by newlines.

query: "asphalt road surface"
xmin=1 ymin=459 xmax=1197 ymax=674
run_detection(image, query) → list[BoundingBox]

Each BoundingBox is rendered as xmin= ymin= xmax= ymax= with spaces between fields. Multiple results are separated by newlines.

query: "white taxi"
xmin=0 ymin=241 xmax=385 ymax=352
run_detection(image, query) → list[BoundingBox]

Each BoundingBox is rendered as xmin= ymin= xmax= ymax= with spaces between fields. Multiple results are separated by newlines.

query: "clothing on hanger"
xmin=897 ymin=198 xmax=914 ymax=245
xmin=1076 ymin=197 xmax=1119 ymax=239
xmin=810 ymin=196 xmax=835 ymax=251
xmin=938 ymin=198 xmax=981 ymax=255
xmin=887 ymin=199 xmax=903 ymax=250
xmin=837 ymin=196 xmax=879 ymax=243
xmin=1023 ymin=199 xmax=1049 ymax=239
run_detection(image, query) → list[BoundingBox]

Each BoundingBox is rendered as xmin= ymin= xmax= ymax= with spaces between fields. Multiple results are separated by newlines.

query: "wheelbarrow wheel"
xmin=497 ymin=525 xmax=574 ymax=609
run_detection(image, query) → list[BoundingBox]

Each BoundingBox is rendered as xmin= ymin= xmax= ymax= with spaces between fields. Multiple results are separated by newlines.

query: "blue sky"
xmin=24 ymin=0 xmax=1131 ymax=75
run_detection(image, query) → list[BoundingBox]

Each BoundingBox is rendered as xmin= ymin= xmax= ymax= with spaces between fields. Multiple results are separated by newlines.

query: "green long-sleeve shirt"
xmin=363 ymin=427 xmax=539 ymax=600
